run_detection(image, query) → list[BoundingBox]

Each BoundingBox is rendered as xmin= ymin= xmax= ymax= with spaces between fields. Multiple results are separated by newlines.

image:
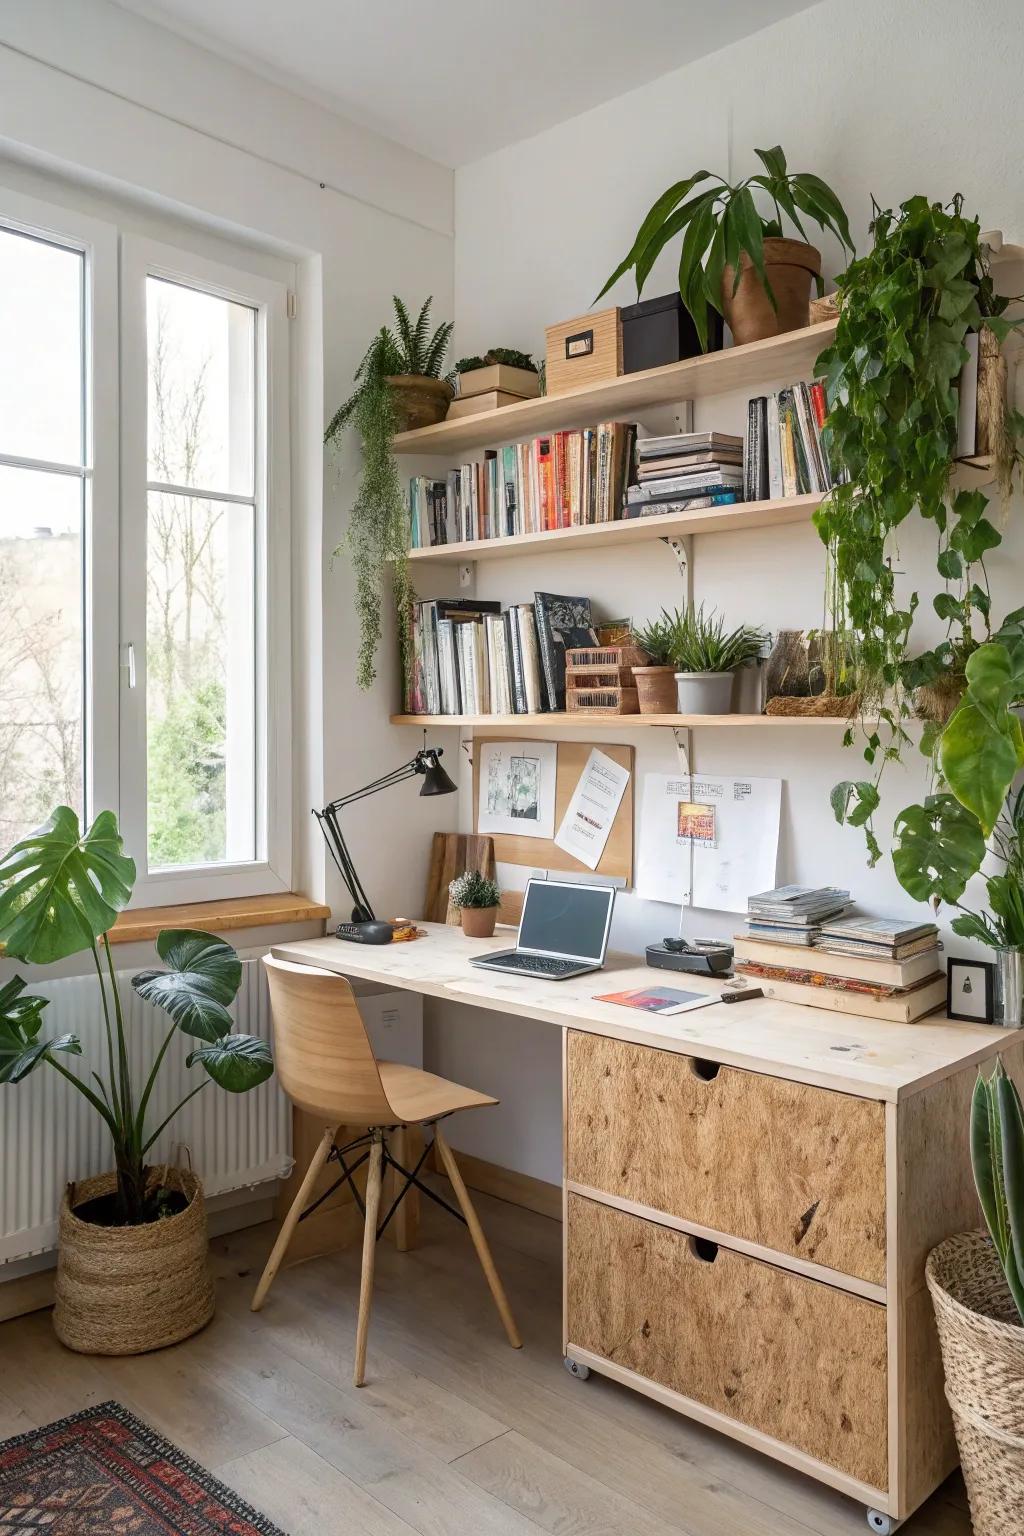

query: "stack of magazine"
xmin=744 ymin=886 xmax=852 ymax=945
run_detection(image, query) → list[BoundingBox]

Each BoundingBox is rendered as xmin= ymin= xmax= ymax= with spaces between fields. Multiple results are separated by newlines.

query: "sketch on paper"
xmin=478 ymin=739 xmax=558 ymax=840
xmin=488 ymin=752 xmax=541 ymax=821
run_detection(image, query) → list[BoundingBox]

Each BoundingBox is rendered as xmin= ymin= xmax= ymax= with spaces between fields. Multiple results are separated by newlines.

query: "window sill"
xmin=108 ymin=892 xmax=331 ymax=945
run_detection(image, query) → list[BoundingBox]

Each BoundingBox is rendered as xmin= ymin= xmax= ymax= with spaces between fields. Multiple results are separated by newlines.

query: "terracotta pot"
xmin=721 ymin=237 xmax=822 ymax=346
xmin=461 ymin=906 xmax=498 ymax=939
xmin=385 ymin=374 xmax=453 ymax=432
xmin=632 ymin=665 xmax=678 ymax=714
xmin=53 ymin=1168 xmax=214 ymax=1355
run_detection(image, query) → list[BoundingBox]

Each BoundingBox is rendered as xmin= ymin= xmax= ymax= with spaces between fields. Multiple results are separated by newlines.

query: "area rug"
xmin=0 ymin=1401 xmax=286 ymax=1535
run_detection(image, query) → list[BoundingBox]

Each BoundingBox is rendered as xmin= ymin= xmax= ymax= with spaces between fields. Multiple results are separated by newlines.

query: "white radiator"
xmin=0 ymin=952 xmax=291 ymax=1263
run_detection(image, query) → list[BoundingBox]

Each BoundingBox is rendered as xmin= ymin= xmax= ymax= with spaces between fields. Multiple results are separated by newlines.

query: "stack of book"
xmin=408 ymin=423 xmax=637 ymax=548
xmin=624 ymin=431 xmax=743 ymax=518
xmin=744 ymin=885 xmax=853 ymax=946
xmin=744 ymin=380 xmax=843 ymax=501
xmin=734 ymin=911 xmax=945 ymax=1023
xmin=408 ymin=591 xmax=598 ymax=716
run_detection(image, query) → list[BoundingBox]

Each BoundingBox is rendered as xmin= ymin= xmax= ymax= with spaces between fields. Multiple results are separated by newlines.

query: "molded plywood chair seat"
xmin=251 ymin=955 xmax=521 ymax=1384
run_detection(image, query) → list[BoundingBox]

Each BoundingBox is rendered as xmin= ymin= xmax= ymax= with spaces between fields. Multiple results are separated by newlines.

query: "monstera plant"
xmin=0 ymin=807 xmax=273 ymax=1226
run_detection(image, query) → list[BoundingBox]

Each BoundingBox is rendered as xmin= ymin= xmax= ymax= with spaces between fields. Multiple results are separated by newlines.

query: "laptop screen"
xmin=518 ymin=880 xmax=615 ymax=962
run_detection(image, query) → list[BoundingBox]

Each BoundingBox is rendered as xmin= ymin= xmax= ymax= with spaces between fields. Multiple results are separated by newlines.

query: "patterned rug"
xmin=0 ymin=1401 xmax=286 ymax=1535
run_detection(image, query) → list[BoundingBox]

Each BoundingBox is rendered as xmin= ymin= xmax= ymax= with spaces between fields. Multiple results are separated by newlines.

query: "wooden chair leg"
xmin=389 ymin=1124 xmax=421 ymax=1253
xmin=433 ymin=1125 xmax=522 ymax=1349
xmin=251 ymin=1124 xmax=338 ymax=1312
xmin=354 ymin=1135 xmax=384 ymax=1387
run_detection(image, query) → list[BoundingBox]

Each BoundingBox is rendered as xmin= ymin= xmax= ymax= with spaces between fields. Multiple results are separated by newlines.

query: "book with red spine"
xmin=536 ymin=436 xmax=556 ymax=531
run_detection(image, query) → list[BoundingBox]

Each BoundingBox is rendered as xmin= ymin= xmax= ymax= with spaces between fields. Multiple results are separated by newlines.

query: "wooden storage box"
xmin=545 ymin=306 xmax=622 ymax=397
xmin=455 ymin=363 xmax=540 ymax=399
xmin=566 ymin=644 xmax=646 ymax=715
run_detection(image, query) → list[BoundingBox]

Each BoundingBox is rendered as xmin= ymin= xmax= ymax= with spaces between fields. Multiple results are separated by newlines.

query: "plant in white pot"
xmin=449 ymin=869 xmax=502 ymax=939
xmin=660 ymin=604 xmax=767 ymax=715
xmin=0 ymin=807 xmax=273 ymax=1355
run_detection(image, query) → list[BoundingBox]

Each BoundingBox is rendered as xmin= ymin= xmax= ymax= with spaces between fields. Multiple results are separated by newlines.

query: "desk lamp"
xmin=315 ymin=745 xmax=457 ymax=943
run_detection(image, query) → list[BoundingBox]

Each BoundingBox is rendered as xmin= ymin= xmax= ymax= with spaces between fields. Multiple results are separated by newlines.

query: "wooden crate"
xmin=545 ymin=306 xmax=622 ymax=396
xmin=566 ymin=684 xmax=639 ymax=715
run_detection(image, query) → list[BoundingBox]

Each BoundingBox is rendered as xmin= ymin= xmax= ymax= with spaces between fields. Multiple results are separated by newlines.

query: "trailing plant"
xmin=971 ymin=1058 xmax=1024 ymax=1322
xmin=656 ymin=604 xmax=767 ymax=674
xmin=449 ymin=869 xmax=501 ymax=910
xmin=325 ymin=297 xmax=453 ymax=690
xmin=596 ymin=145 xmax=854 ymax=351
xmin=0 ymin=807 xmax=273 ymax=1226
xmin=452 ymin=348 xmax=537 ymax=375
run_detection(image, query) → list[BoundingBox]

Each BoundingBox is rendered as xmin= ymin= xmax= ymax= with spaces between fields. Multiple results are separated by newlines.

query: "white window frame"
xmin=119 ymin=236 xmax=291 ymax=905
xmin=0 ymin=187 xmax=119 ymax=830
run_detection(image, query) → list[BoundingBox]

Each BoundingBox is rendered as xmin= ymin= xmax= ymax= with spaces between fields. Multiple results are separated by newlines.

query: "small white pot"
xmin=674 ymin=671 xmax=734 ymax=714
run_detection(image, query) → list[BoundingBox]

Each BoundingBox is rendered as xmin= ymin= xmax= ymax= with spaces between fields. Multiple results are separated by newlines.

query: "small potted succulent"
xmin=629 ymin=613 xmax=677 ymax=714
xmin=449 ymin=869 xmax=502 ymax=938
xmin=661 ymin=604 xmax=767 ymax=714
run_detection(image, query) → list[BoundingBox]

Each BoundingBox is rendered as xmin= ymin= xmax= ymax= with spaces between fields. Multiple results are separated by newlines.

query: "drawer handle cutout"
xmin=690 ymin=1058 xmax=721 ymax=1082
xmin=688 ymin=1237 xmax=719 ymax=1263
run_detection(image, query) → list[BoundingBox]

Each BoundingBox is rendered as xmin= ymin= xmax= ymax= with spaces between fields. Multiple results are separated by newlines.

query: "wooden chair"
xmin=251 ymin=955 xmax=522 ymax=1385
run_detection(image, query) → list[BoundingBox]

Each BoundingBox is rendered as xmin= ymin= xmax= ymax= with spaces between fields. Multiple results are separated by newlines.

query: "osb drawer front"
xmin=566 ymin=1195 xmax=888 ymax=1490
xmin=566 ymin=1030 xmax=886 ymax=1285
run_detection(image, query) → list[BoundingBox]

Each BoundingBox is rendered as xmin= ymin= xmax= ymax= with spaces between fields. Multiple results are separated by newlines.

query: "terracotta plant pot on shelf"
xmin=461 ymin=906 xmax=498 ymax=939
xmin=722 ymin=238 xmax=822 ymax=346
xmin=632 ymin=665 xmax=678 ymax=714
xmin=386 ymin=374 xmax=452 ymax=432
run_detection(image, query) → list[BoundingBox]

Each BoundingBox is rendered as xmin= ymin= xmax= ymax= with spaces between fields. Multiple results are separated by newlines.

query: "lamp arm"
xmin=316 ymin=754 xmax=424 ymax=923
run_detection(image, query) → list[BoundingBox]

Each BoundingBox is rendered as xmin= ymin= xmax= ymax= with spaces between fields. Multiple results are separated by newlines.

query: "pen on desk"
xmin=721 ymin=986 xmax=764 ymax=1003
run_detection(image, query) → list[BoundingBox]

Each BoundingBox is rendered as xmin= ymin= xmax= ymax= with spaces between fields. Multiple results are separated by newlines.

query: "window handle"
xmin=123 ymin=641 xmax=137 ymax=689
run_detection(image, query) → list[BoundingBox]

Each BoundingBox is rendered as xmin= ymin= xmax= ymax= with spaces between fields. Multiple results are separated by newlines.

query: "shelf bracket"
xmin=662 ymin=533 xmax=694 ymax=607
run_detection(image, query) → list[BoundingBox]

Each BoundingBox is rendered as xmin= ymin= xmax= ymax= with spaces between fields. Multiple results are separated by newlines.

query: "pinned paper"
xmin=553 ymin=748 xmax=630 ymax=870
xmin=637 ymin=773 xmax=781 ymax=913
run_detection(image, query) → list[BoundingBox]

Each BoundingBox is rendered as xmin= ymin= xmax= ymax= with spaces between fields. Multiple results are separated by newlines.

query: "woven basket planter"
xmin=54 ymin=1168 xmax=215 ymax=1355
xmin=385 ymin=374 xmax=452 ymax=431
xmin=926 ymin=1231 xmax=1024 ymax=1533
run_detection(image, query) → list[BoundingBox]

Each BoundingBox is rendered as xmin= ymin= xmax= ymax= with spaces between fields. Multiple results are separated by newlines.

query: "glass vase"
xmin=994 ymin=947 xmax=1024 ymax=1028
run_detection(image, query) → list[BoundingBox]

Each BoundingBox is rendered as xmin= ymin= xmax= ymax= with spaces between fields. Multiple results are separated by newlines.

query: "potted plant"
xmin=926 ymin=1059 xmax=1024 ymax=1532
xmin=596 ymin=146 xmax=854 ymax=349
xmin=630 ymin=613 xmax=678 ymax=714
xmin=657 ymin=604 xmax=767 ymax=714
xmin=324 ymin=296 xmax=454 ymax=691
xmin=0 ymin=807 xmax=273 ymax=1355
xmin=449 ymin=869 xmax=501 ymax=939
xmin=451 ymin=348 xmax=539 ymax=400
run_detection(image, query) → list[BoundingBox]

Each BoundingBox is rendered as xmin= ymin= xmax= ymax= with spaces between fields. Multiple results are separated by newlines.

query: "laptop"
xmin=469 ymin=877 xmax=616 ymax=981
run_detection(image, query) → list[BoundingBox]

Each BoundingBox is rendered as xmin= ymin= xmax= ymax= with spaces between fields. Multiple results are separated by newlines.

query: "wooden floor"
xmin=0 ymin=1184 xmax=971 ymax=1536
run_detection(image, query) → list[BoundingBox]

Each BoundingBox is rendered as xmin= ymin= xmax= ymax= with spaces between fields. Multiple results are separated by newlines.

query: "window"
xmin=0 ymin=191 xmax=290 ymax=903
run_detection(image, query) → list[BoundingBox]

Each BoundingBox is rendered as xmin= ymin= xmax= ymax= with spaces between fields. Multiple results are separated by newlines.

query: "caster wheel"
xmin=563 ymin=1357 xmax=590 ymax=1380
xmin=866 ymin=1510 xmax=898 ymax=1534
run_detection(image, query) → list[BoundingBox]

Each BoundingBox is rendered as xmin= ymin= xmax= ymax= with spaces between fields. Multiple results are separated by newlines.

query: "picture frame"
xmin=946 ymin=956 xmax=996 ymax=1023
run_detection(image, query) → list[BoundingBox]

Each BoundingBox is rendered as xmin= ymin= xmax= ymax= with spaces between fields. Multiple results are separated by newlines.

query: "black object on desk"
xmin=315 ymin=746 xmax=457 ymax=944
xmin=646 ymin=937 xmax=734 ymax=977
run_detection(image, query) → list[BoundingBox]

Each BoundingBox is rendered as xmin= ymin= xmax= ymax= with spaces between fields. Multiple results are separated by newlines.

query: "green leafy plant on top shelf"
xmin=655 ymin=605 xmax=767 ymax=674
xmin=0 ymin=808 xmax=273 ymax=1227
xmin=596 ymin=145 xmax=854 ymax=351
xmin=449 ymin=869 xmax=501 ymax=910
xmin=971 ymin=1058 xmax=1024 ymax=1322
xmin=325 ymin=297 xmax=454 ymax=691
xmin=815 ymin=194 xmax=1024 ymax=876
xmin=452 ymin=348 xmax=537 ymax=375
xmin=630 ymin=613 xmax=675 ymax=666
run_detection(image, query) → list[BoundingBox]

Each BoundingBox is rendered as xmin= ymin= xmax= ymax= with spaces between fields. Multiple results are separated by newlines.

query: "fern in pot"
xmin=659 ymin=604 xmax=767 ymax=714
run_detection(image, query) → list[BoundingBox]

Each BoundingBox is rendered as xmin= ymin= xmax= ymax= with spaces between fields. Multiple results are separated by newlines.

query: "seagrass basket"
xmin=926 ymin=1230 xmax=1024 ymax=1533
xmin=54 ymin=1168 xmax=215 ymax=1355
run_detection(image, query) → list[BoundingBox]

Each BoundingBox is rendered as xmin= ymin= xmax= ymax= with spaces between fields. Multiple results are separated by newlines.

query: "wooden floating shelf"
xmin=391 ymin=713 xmax=859 ymax=730
xmin=393 ymin=320 xmax=839 ymax=456
xmin=408 ymin=493 xmax=823 ymax=563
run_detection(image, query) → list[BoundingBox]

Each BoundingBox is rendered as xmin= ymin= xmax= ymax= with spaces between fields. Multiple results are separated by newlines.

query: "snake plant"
xmin=971 ymin=1058 xmax=1024 ymax=1321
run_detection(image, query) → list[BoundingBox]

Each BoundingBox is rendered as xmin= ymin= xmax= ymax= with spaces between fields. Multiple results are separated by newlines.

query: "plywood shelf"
xmin=393 ymin=320 xmax=839 ymax=456
xmin=408 ymin=492 xmax=823 ymax=563
xmin=391 ymin=712 xmax=858 ymax=730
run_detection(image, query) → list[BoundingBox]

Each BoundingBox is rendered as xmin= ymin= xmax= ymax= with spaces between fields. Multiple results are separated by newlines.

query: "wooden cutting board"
xmin=423 ymin=833 xmax=497 ymax=924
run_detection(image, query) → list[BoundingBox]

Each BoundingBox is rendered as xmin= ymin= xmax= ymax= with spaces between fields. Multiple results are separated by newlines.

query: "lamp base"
xmin=335 ymin=920 xmax=395 ymax=945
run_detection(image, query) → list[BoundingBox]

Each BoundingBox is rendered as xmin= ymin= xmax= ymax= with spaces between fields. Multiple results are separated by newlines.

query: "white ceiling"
xmin=114 ymin=0 xmax=818 ymax=167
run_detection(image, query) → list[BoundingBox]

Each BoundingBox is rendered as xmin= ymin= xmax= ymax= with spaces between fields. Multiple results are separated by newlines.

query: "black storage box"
xmin=621 ymin=291 xmax=723 ymax=373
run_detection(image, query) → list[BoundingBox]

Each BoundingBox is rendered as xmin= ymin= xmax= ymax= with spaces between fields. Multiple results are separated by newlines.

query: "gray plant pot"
xmin=674 ymin=671 xmax=734 ymax=714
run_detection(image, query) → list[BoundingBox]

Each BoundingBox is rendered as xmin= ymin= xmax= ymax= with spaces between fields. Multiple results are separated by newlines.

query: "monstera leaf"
xmin=187 ymin=1032 xmax=273 ymax=1092
xmin=0 ymin=808 xmax=136 ymax=964
xmin=892 ymin=793 xmax=987 ymax=905
xmin=131 ymin=930 xmax=243 ymax=1042
xmin=0 ymin=976 xmax=81 ymax=1084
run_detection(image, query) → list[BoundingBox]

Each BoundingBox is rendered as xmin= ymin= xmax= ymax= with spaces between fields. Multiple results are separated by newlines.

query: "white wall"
xmin=430 ymin=0 xmax=1024 ymax=1183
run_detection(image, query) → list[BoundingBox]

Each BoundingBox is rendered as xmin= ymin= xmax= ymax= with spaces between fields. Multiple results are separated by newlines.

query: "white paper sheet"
xmin=553 ymin=748 xmax=631 ymax=870
xmin=478 ymin=739 xmax=557 ymax=839
xmin=636 ymin=773 xmax=781 ymax=914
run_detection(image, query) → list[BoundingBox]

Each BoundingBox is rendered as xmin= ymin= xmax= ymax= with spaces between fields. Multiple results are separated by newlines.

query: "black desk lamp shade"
xmin=315 ymin=747 xmax=456 ymax=924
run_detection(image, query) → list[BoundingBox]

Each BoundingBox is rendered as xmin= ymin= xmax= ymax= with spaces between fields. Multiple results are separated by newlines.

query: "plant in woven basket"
xmin=449 ymin=869 xmax=501 ymax=910
xmin=324 ymin=297 xmax=454 ymax=691
xmin=658 ymin=605 xmax=767 ymax=673
xmin=971 ymin=1058 xmax=1024 ymax=1322
xmin=0 ymin=807 xmax=273 ymax=1227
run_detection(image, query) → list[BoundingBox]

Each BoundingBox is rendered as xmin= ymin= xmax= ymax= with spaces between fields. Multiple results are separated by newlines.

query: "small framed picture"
xmin=946 ymin=957 xmax=996 ymax=1023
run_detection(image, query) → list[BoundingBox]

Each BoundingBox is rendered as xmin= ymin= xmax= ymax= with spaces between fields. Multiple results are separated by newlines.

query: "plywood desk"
xmin=272 ymin=923 xmax=1021 ymax=1528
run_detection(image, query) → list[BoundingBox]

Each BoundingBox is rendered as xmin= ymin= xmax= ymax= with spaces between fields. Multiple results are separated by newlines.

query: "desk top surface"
xmin=272 ymin=923 xmax=1015 ymax=1102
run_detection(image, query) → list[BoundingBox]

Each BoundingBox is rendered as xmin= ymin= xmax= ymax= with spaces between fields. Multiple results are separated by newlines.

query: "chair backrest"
xmin=262 ymin=955 xmax=395 ymax=1123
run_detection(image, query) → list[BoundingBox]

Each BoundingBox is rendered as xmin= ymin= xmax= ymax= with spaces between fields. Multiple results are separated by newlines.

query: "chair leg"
xmin=354 ymin=1134 xmax=384 ymax=1387
xmin=389 ymin=1125 xmax=420 ymax=1252
xmin=433 ymin=1125 xmax=522 ymax=1349
xmin=251 ymin=1124 xmax=338 ymax=1312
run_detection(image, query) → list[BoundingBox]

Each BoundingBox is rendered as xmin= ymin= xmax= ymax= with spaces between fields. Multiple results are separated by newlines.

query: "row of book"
xmin=408 ymin=591 xmax=600 ymax=716
xmin=623 ymin=430 xmax=742 ymax=517
xmin=735 ymin=887 xmax=943 ymax=1022
xmin=408 ymin=424 xmax=637 ymax=548
xmin=743 ymin=380 xmax=843 ymax=501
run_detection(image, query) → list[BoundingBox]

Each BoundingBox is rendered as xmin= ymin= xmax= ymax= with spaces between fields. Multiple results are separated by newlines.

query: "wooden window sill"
xmin=107 ymin=892 xmax=331 ymax=945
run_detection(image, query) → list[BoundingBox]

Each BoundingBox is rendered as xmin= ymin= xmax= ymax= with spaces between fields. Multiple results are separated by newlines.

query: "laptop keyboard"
xmin=482 ymin=953 xmax=583 ymax=976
